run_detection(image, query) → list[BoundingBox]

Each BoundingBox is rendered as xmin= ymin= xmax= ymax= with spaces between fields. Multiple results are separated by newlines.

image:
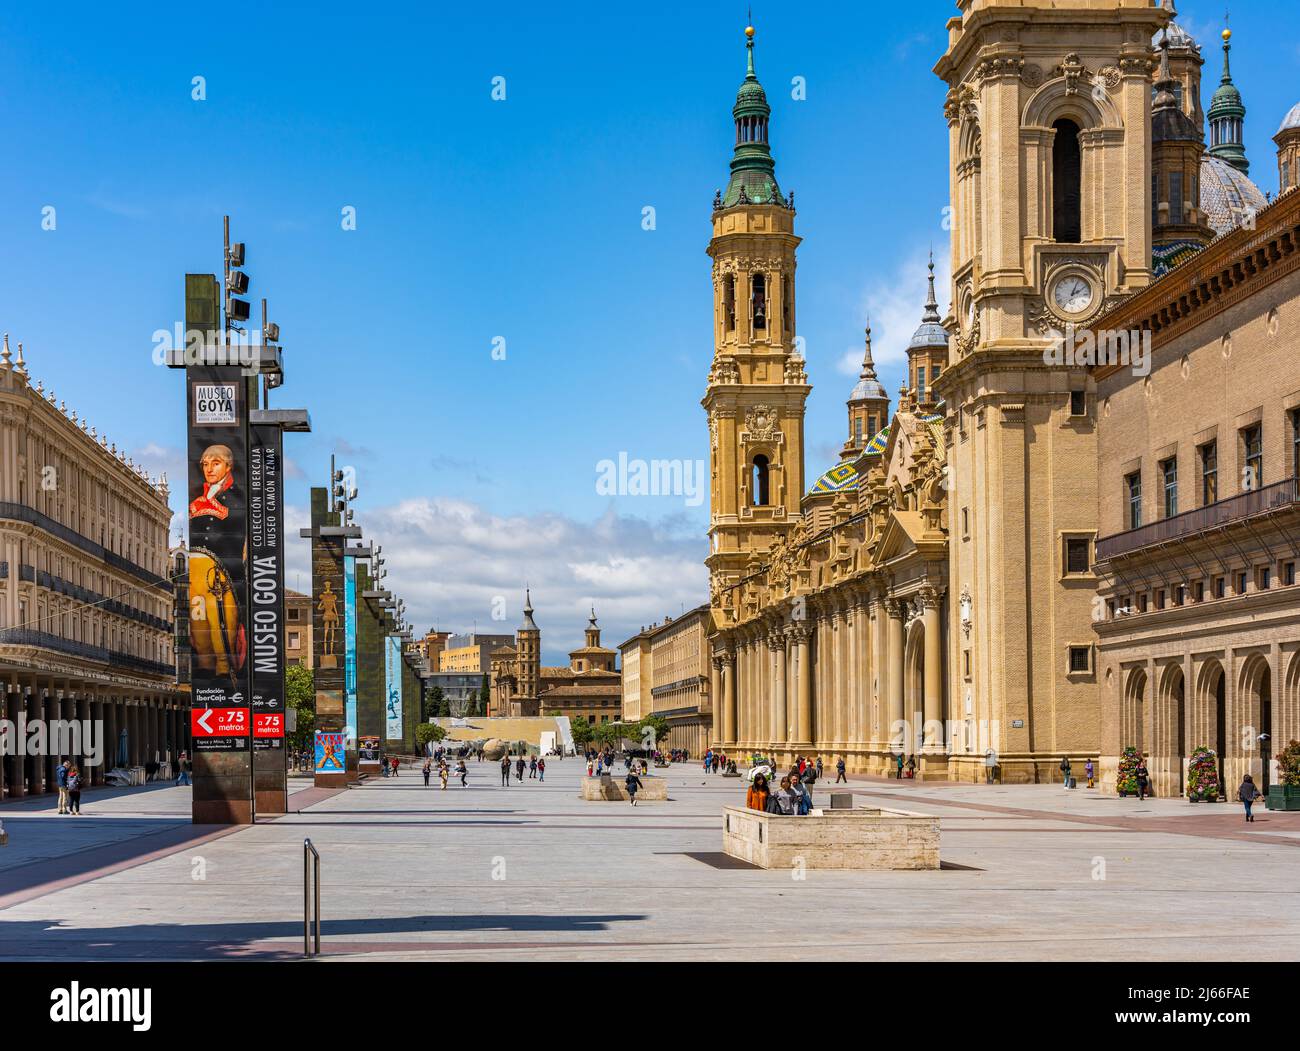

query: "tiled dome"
xmin=1280 ymin=101 xmax=1300 ymax=134
xmin=809 ymin=461 xmax=859 ymax=496
xmin=1200 ymin=154 xmax=1268 ymax=235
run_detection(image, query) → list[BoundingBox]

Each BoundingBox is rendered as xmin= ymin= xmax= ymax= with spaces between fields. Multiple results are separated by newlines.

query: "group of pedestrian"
xmin=54 ymin=760 xmax=84 ymax=816
xmin=745 ymin=769 xmax=813 ymax=816
xmin=500 ymin=753 xmax=545 ymax=786
xmin=892 ymin=753 xmax=918 ymax=779
xmin=702 ymin=749 xmax=730 ymax=774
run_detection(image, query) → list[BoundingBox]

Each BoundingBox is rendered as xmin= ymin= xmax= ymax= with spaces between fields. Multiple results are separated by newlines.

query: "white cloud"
xmin=285 ymin=498 xmax=707 ymax=663
xmin=838 ymin=248 xmax=953 ymax=375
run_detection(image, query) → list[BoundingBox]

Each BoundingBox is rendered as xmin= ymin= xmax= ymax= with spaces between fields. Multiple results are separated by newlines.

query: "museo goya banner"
xmin=187 ymin=370 xmax=249 ymax=752
xmin=344 ymin=555 xmax=358 ymax=748
xmin=249 ymin=426 xmax=286 ymax=751
xmin=385 ymin=634 xmax=403 ymax=741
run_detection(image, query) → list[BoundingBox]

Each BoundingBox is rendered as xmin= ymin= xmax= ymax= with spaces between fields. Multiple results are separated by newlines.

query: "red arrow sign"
xmin=191 ymin=708 xmax=250 ymax=736
xmin=254 ymin=713 xmax=285 ymax=738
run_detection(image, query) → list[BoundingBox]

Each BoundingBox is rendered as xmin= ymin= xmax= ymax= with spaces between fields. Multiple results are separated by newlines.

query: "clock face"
xmin=1053 ymin=275 xmax=1095 ymax=316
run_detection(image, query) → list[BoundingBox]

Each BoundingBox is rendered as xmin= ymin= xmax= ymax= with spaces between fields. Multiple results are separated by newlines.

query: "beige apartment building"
xmin=286 ymin=588 xmax=313 ymax=668
xmin=1 ymin=337 xmax=186 ymax=799
xmin=618 ymin=605 xmax=713 ymax=755
xmin=1093 ymin=185 xmax=1300 ymax=797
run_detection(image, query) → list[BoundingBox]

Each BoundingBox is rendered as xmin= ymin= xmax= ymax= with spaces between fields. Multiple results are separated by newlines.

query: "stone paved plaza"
xmin=0 ymin=758 xmax=1298 ymax=961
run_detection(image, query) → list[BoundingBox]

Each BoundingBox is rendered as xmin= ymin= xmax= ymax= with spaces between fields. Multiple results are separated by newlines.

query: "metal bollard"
xmin=303 ymin=838 xmax=321 ymax=957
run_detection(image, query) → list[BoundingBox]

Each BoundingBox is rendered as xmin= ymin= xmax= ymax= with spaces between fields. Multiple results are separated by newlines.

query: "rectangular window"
xmin=1237 ymin=571 xmax=1248 ymax=595
xmin=1199 ymin=442 xmax=1218 ymax=506
xmin=917 ymin=366 xmax=926 ymax=398
xmin=1174 ymin=585 xmax=1186 ymax=606
xmin=1291 ymin=408 xmax=1300 ymax=479
xmin=961 ymin=507 xmax=970 ymax=539
xmin=1138 ymin=593 xmax=1149 ymax=613
xmin=1156 ymin=589 xmax=1166 ymax=610
xmin=963 ymin=650 xmax=971 ymax=678
xmin=1169 ymin=171 xmax=1184 ymax=223
xmin=1160 ymin=457 xmax=1178 ymax=518
xmin=1106 ymin=598 xmax=1116 ymax=619
xmin=1193 ymin=580 xmax=1205 ymax=602
xmin=1213 ymin=575 xmax=1226 ymax=599
xmin=1070 ymin=390 xmax=1086 ymax=417
xmin=1065 ymin=538 xmax=1090 ymax=575
xmin=1258 ymin=566 xmax=1271 ymax=591
xmin=1285 ymin=562 xmax=1297 ymax=586
xmin=1242 ymin=424 xmax=1263 ymax=490
xmin=1068 ymin=646 xmax=1091 ymax=673
xmin=1126 ymin=472 xmax=1143 ymax=529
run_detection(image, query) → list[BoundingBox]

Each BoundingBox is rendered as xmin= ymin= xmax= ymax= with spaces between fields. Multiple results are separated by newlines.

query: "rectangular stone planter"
xmin=580 ymin=775 xmax=668 ymax=801
xmin=1266 ymin=784 xmax=1300 ymax=811
xmin=721 ymin=805 xmax=939 ymax=870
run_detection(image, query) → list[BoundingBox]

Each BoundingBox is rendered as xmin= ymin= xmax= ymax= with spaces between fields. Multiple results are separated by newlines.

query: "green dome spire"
xmin=721 ymin=25 xmax=785 ymax=208
xmin=1207 ymin=18 xmax=1249 ymax=173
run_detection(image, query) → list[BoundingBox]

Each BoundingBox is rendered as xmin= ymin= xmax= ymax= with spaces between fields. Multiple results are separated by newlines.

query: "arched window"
xmin=751 ymin=454 xmax=770 ymax=506
xmin=1052 ymin=119 xmax=1082 ymax=243
xmin=723 ymin=275 xmax=736 ymax=333
xmin=751 ymin=273 xmax=767 ymax=332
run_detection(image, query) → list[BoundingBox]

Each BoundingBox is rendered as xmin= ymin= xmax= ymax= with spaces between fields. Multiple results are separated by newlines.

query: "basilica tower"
xmin=933 ymin=0 xmax=1166 ymax=782
xmin=703 ymin=25 xmax=808 ymax=625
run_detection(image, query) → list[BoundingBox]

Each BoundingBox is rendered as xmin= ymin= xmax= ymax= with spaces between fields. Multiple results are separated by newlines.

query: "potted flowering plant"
xmin=1116 ymin=746 xmax=1139 ymax=797
xmin=1266 ymin=740 xmax=1300 ymax=811
xmin=1186 ymin=746 xmax=1220 ymax=803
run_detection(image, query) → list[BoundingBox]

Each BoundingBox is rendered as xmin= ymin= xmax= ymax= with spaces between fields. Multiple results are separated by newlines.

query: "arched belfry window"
xmin=1052 ymin=118 xmax=1082 ymax=244
xmin=751 ymin=454 xmax=770 ymax=506
xmin=723 ymin=274 xmax=736 ymax=332
xmin=751 ymin=273 xmax=767 ymax=332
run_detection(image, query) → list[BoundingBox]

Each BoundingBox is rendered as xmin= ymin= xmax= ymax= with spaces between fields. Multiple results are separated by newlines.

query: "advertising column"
xmin=385 ymin=633 xmax=404 ymax=747
xmin=250 ymin=423 xmax=287 ymax=814
xmin=185 ymin=277 xmax=252 ymax=824
xmin=309 ymin=488 xmax=349 ymax=787
xmin=344 ymin=553 xmax=359 ymax=767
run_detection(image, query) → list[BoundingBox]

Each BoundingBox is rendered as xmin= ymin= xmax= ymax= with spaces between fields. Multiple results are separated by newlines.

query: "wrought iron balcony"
xmin=1096 ymin=477 xmax=1300 ymax=562
xmin=0 ymin=501 xmax=170 ymax=590
xmin=0 ymin=628 xmax=174 ymax=678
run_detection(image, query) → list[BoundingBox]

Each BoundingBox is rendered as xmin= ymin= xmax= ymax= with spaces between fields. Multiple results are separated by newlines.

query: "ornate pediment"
xmin=743 ymin=404 xmax=780 ymax=443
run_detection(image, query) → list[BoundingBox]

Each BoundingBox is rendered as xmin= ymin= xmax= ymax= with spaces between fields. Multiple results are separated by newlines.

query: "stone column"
xmin=722 ymin=652 xmax=737 ymax=748
xmin=921 ymin=587 xmax=945 ymax=768
xmin=793 ymin=625 xmax=813 ymax=747
xmin=770 ymin=631 xmax=787 ymax=751
xmin=90 ymin=696 xmax=105 ymax=786
xmin=886 ymin=601 xmax=905 ymax=751
xmin=709 ymin=657 xmax=722 ymax=746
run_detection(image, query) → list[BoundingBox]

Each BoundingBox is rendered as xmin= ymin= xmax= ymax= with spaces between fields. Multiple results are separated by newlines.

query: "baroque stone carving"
xmin=744 ymin=404 xmax=779 ymax=442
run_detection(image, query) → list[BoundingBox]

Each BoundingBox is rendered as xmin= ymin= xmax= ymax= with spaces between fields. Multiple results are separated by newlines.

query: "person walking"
xmin=422 ymin=758 xmax=432 ymax=788
xmin=895 ymin=752 xmax=905 ymax=779
xmin=391 ymin=756 xmax=400 ymax=778
xmin=55 ymin=760 xmax=71 ymax=814
xmin=815 ymin=756 xmax=823 ymax=781
xmin=1060 ymin=756 xmax=1072 ymax=789
xmin=1238 ymin=774 xmax=1263 ymax=822
xmin=772 ymin=776 xmax=797 ymax=815
xmin=1135 ymin=758 xmax=1152 ymax=800
xmin=1084 ymin=758 xmax=1095 ymax=789
xmin=529 ymin=756 xmax=538 ymax=779
xmin=457 ymin=759 xmax=468 ymax=786
xmin=515 ymin=755 xmax=526 ymax=782
xmin=66 ymin=767 xmax=83 ymax=815
xmin=439 ymin=762 xmax=449 ymax=790
xmin=500 ymin=755 xmax=511 ymax=787
xmin=625 ymin=768 xmax=643 ymax=806
xmin=746 ymin=772 xmax=771 ymax=812
xmin=835 ymin=756 xmax=847 ymax=784
xmin=537 ymin=757 xmax=546 ymax=782
xmin=176 ymin=753 xmax=192 ymax=786
xmin=905 ymin=755 xmax=917 ymax=779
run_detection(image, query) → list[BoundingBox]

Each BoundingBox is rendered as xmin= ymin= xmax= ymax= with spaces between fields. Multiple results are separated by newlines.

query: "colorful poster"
xmin=385 ymin=634 xmax=403 ymax=741
xmin=359 ymin=736 xmax=381 ymax=764
xmin=314 ymin=732 xmax=345 ymax=774
xmin=249 ymin=426 xmax=285 ymax=753
xmin=343 ymin=555 xmax=358 ymax=747
xmin=187 ymin=368 xmax=249 ymax=753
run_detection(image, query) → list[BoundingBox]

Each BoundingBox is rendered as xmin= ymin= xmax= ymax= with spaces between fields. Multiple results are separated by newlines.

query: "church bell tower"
xmin=703 ymin=25 xmax=808 ymax=625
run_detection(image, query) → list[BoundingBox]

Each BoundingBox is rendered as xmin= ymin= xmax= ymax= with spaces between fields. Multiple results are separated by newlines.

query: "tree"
xmin=477 ymin=674 xmax=490 ymax=716
xmin=423 ymin=685 xmax=445 ymax=721
xmin=415 ymin=723 xmax=448 ymax=751
xmin=570 ymin=720 xmax=595 ymax=749
xmin=637 ymin=715 xmax=671 ymax=751
xmin=286 ymin=664 xmax=315 ymax=752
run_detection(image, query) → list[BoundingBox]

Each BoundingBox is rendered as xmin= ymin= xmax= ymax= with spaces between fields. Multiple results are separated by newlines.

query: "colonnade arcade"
xmin=1114 ymin=645 xmax=1300 ymax=798
xmin=710 ymin=568 xmax=952 ymax=777
xmin=0 ymin=668 xmax=185 ymax=799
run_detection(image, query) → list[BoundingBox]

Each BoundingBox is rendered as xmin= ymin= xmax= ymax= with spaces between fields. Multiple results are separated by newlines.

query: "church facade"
xmin=704 ymin=2 xmax=1300 ymax=786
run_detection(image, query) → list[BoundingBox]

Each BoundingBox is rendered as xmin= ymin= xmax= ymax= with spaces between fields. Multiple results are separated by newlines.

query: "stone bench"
xmin=721 ymin=804 xmax=939 ymax=870
xmin=580 ymin=775 xmax=668 ymax=801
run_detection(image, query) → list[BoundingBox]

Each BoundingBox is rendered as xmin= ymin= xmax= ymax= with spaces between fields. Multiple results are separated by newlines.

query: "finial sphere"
xmin=1221 ymin=28 xmax=1231 ymax=40
xmin=745 ymin=25 xmax=755 ymax=38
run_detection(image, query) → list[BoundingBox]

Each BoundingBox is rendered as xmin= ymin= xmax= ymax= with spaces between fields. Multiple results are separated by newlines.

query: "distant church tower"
xmin=934 ymin=0 xmax=1166 ymax=782
xmin=516 ymin=590 xmax=540 ymax=710
xmin=843 ymin=322 xmax=889 ymax=460
xmin=1207 ymin=22 xmax=1249 ymax=174
xmin=703 ymin=24 xmax=809 ymax=623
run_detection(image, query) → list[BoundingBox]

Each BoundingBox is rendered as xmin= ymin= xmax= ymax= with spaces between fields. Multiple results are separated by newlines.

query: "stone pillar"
xmin=793 ymin=626 xmax=813 ymax=747
xmin=770 ymin=631 xmax=787 ymax=750
xmin=722 ymin=653 xmax=737 ymax=748
xmin=887 ymin=601 xmax=905 ymax=751
xmin=922 ymin=588 xmax=944 ymax=744
xmin=90 ymin=696 xmax=105 ymax=786
xmin=709 ymin=658 xmax=722 ymax=746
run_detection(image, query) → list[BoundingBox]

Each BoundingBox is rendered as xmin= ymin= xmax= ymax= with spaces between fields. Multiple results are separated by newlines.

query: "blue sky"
xmin=2 ymin=1 xmax=1297 ymax=660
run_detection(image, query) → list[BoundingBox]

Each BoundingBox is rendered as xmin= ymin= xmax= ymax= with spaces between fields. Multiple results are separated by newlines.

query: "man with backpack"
xmin=55 ymin=760 xmax=71 ymax=815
